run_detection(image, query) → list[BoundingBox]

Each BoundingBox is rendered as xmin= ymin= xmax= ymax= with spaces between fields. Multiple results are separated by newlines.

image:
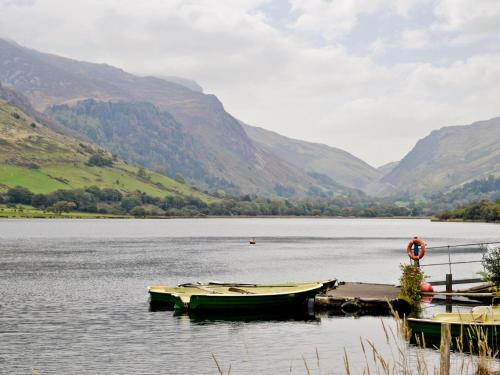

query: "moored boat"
xmin=407 ymin=305 xmax=500 ymax=350
xmin=148 ymin=279 xmax=336 ymax=311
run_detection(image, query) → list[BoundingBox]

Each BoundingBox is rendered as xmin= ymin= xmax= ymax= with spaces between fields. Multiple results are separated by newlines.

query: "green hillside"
xmin=382 ymin=117 xmax=500 ymax=195
xmin=46 ymin=99 xmax=209 ymax=185
xmin=0 ymin=99 xmax=213 ymax=202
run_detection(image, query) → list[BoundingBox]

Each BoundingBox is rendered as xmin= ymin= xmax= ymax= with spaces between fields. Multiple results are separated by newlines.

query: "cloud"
xmin=0 ymin=0 xmax=499 ymax=166
xmin=434 ymin=0 xmax=500 ymax=35
xmin=401 ymin=0 xmax=500 ymax=48
xmin=288 ymin=0 xmax=425 ymax=42
xmin=0 ymin=0 xmax=36 ymax=6
xmin=369 ymin=38 xmax=387 ymax=57
xmin=400 ymin=29 xmax=432 ymax=49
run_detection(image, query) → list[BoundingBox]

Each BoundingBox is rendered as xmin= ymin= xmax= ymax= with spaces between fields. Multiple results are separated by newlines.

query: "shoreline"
xmin=0 ymin=209 xmax=435 ymax=220
xmin=431 ymin=218 xmax=499 ymax=224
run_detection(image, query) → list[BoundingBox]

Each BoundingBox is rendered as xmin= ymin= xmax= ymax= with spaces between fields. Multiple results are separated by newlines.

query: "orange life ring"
xmin=407 ymin=239 xmax=426 ymax=260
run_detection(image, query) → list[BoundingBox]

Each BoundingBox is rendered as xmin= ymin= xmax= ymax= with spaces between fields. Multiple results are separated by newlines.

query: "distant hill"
xmin=377 ymin=161 xmax=399 ymax=175
xmin=243 ymin=124 xmax=381 ymax=191
xmin=0 ymin=98 xmax=212 ymax=201
xmin=382 ymin=117 xmax=500 ymax=194
xmin=0 ymin=82 xmax=89 ymax=141
xmin=46 ymin=99 xmax=216 ymax=188
xmin=0 ymin=38 xmax=368 ymax=197
xmin=160 ymin=76 xmax=203 ymax=93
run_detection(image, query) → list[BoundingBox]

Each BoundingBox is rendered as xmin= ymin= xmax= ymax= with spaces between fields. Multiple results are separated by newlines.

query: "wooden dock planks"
xmin=315 ymin=282 xmax=407 ymax=315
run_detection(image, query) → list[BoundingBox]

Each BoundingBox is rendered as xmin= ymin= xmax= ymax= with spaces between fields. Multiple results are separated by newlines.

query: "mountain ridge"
xmin=0 ymin=37 xmax=379 ymax=197
xmin=381 ymin=117 xmax=500 ymax=194
xmin=242 ymin=123 xmax=381 ymax=191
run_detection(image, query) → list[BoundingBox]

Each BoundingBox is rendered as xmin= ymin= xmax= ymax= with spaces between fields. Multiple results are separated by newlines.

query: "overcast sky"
xmin=1 ymin=0 xmax=500 ymax=166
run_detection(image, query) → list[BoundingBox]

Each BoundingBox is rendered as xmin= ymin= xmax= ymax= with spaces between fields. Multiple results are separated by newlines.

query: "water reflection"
xmin=173 ymin=310 xmax=321 ymax=324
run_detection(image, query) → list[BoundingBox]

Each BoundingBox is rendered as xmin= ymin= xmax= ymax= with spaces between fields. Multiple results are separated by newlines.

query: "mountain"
xmin=382 ymin=117 xmax=500 ymax=194
xmin=0 ymin=37 xmax=345 ymax=197
xmin=0 ymin=97 xmax=211 ymax=201
xmin=377 ymin=161 xmax=399 ymax=175
xmin=46 ymin=99 xmax=214 ymax=186
xmin=242 ymin=124 xmax=382 ymax=191
xmin=160 ymin=76 xmax=203 ymax=93
xmin=0 ymin=82 xmax=88 ymax=141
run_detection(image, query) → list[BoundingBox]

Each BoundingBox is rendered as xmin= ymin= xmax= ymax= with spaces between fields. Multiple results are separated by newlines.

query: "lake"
xmin=0 ymin=218 xmax=498 ymax=374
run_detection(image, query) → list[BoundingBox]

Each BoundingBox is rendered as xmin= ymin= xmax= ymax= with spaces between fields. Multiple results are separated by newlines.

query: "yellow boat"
xmin=407 ymin=305 xmax=500 ymax=350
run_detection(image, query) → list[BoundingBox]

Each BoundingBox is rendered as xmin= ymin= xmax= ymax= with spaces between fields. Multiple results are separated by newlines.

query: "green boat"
xmin=148 ymin=279 xmax=336 ymax=311
xmin=407 ymin=306 xmax=500 ymax=351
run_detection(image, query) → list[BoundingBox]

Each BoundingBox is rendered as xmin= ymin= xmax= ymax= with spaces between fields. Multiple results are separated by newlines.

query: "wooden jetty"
xmin=315 ymin=282 xmax=409 ymax=315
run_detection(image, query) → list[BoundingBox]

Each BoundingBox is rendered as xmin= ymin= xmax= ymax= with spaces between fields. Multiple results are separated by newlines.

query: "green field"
xmin=0 ymin=100 xmax=215 ymax=202
xmin=0 ymin=204 xmax=128 ymax=219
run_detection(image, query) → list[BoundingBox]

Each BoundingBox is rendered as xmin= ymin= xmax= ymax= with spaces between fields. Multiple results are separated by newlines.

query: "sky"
xmin=1 ymin=0 xmax=500 ymax=166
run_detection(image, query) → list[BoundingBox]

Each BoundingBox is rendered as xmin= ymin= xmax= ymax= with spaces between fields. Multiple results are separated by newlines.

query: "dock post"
xmin=445 ymin=273 xmax=452 ymax=313
xmin=439 ymin=323 xmax=451 ymax=375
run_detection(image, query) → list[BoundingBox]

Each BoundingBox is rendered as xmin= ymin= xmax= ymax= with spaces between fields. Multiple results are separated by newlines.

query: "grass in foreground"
xmin=209 ymin=310 xmax=499 ymax=374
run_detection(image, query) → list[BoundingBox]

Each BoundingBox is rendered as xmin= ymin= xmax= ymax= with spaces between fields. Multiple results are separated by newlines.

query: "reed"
xmin=211 ymin=352 xmax=225 ymax=375
xmin=341 ymin=310 xmax=499 ymax=375
xmin=209 ymin=309 xmax=499 ymax=374
xmin=302 ymin=355 xmax=311 ymax=375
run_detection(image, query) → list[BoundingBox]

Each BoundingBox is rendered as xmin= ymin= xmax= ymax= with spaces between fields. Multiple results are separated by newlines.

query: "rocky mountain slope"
xmin=46 ymin=99 xmax=217 ymax=188
xmin=377 ymin=161 xmax=399 ymax=176
xmin=243 ymin=124 xmax=382 ymax=191
xmin=382 ymin=117 xmax=500 ymax=194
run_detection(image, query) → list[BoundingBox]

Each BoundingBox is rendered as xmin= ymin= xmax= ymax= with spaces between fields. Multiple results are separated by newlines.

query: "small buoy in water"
xmin=249 ymin=239 xmax=256 ymax=245
xmin=420 ymin=282 xmax=434 ymax=293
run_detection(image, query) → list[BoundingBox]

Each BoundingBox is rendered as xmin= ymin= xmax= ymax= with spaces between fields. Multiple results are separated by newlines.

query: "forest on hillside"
xmin=0 ymin=185 xmax=413 ymax=218
xmin=2 ymin=176 xmax=499 ymax=219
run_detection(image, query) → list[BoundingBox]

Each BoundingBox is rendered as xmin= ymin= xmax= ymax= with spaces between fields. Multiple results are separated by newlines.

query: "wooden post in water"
xmin=440 ymin=323 xmax=451 ymax=375
xmin=446 ymin=245 xmax=453 ymax=313
xmin=445 ymin=273 xmax=452 ymax=313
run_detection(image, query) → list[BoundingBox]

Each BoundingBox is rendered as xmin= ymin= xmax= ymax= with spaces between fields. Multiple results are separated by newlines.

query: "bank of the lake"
xmin=432 ymin=218 xmax=499 ymax=223
xmin=0 ymin=204 xmax=435 ymax=220
xmin=0 ymin=205 xmax=128 ymax=218
xmin=434 ymin=199 xmax=500 ymax=223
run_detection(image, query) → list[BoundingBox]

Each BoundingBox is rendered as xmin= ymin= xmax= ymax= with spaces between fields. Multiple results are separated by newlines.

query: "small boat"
xmin=407 ymin=305 xmax=500 ymax=350
xmin=148 ymin=279 xmax=337 ymax=311
xmin=249 ymin=239 xmax=256 ymax=244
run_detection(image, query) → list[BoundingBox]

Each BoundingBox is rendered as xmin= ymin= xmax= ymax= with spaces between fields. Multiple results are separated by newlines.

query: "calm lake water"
xmin=0 ymin=218 xmax=498 ymax=374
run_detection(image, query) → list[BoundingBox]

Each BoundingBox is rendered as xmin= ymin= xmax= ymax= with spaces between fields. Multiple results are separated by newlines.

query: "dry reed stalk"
xmin=302 ymin=355 xmax=311 ymax=375
xmin=316 ymin=347 xmax=320 ymax=370
xmin=343 ymin=348 xmax=351 ymax=375
xmin=211 ymin=352 xmax=224 ymax=375
xmin=360 ymin=336 xmax=371 ymax=375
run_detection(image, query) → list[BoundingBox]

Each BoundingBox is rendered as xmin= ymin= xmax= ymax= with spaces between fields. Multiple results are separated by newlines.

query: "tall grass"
xmin=340 ymin=311 xmax=499 ymax=375
xmin=210 ymin=310 xmax=499 ymax=374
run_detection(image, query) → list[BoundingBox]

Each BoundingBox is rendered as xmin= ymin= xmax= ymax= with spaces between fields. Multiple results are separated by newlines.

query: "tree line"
xmin=0 ymin=185 xmax=416 ymax=218
xmin=435 ymin=199 xmax=500 ymax=222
